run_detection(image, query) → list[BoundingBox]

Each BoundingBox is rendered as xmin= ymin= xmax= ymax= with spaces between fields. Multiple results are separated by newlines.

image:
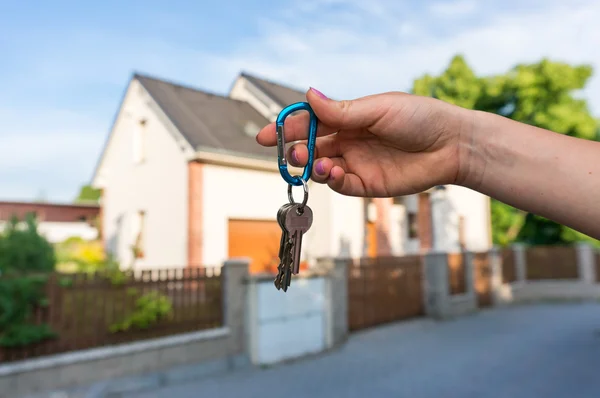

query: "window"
xmin=133 ymin=119 xmax=146 ymax=164
xmin=132 ymin=210 xmax=145 ymax=259
xmin=407 ymin=212 xmax=418 ymax=239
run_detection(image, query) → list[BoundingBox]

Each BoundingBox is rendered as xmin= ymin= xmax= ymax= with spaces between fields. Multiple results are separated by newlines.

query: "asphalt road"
xmin=124 ymin=303 xmax=600 ymax=398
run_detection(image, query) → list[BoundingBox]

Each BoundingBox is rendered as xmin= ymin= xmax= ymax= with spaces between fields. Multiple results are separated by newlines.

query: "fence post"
xmin=575 ymin=243 xmax=596 ymax=284
xmin=316 ymin=257 xmax=349 ymax=348
xmin=463 ymin=251 xmax=476 ymax=299
xmin=512 ymin=243 xmax=527 ymax=285
xmin=423 ymin=252 xmax=449 ymax=319
xmin=223 ymin=258 xmax=250 ymax=368
xmin=489 ymin=246 xmax=503 ymax=306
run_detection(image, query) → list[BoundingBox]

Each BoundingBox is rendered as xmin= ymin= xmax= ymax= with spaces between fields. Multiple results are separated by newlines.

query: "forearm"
xmin=461 ymin=110 xmax=600 ymax=239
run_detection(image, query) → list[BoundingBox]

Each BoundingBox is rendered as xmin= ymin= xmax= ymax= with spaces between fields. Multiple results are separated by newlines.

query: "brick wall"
xmin=418 ymin=193 xmax=433 ymax=250
xmin=188 ymin=161 xmax=203 ymax=267
xmin=373 ymin=198 xmax=392 ymax=255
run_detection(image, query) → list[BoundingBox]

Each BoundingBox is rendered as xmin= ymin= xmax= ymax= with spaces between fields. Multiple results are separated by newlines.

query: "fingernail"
xmin=315 ymin=161 xmax=325 ymax=175
xmin=310 ymin=87 xmax=328 ymax=100
xmin=291 ymin=149 xmax=299 ymax=164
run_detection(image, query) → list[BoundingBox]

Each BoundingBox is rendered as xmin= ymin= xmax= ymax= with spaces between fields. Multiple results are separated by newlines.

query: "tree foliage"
xmin=412 ymin=55 xmax=600 ymax=246
xmin=0 ymin=214 xmax=57 ymax=347
xmin=75 ymin=185 xmax=101 ymax=204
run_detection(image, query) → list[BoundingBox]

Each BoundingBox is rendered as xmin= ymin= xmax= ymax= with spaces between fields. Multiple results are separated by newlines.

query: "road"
xmin=125 ymin=303 xmax=600 ymax=398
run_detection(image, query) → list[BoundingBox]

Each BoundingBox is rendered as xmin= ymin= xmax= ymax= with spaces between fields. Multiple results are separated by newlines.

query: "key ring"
xmin=287 ymin=178 xmax=309 ymax=213
xmin=276 ymin=102 xmax=318 ymax=186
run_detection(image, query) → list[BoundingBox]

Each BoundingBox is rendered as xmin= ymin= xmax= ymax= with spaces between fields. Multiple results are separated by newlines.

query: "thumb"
xmin=306 ymin=87 xmax=390 ymax=130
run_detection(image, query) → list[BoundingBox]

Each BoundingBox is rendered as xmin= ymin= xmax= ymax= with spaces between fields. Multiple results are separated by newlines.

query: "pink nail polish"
xmin=315 ymin=161 xmax=325 ymax=175
xmin=291 ymin=149 xmax=299 ymax=164
xmin=310 ymin=87 xmax=328 ymax=100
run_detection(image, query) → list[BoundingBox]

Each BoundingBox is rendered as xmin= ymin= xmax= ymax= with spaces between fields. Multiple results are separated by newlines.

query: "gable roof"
xmin=135 ymin=73 xmax=276 ymax=161
xmin=240 ymin=72 xmax=307 ymax=106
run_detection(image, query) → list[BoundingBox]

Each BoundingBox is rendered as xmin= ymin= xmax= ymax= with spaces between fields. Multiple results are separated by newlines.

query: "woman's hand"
xmin=256 ymin=88 xmax=475 ymax=197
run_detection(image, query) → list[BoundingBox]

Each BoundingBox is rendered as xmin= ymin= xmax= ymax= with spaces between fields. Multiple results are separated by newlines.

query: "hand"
xmin=256 ymin=88 xmax=474 ymax=197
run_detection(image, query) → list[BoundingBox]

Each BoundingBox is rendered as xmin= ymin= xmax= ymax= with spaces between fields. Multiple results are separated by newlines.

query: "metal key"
xmin=274 ymin=204 xmax=293 ymax=289
xmin=285 ymin=204 xmax=313 ymax=275
xmin=277 ymin=236 xmax=294 ymax=291
xmin=282 ymin=239 xmax=293 ymax=291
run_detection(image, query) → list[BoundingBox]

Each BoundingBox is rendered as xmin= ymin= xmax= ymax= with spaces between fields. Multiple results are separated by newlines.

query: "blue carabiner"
xmin=276 ymin=102 xmax=318 ymax=186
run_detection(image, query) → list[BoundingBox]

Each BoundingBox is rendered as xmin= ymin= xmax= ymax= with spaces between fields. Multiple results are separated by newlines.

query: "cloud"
xmin=221 ymin=0 xmax=600 ymax=112
xmin=0 ymin=108 xmax=106 ymax=201
xmin=1 ymin=0 xmax=599 ymax=202
xmin=427 ymin=0 xmax=479 ymax=17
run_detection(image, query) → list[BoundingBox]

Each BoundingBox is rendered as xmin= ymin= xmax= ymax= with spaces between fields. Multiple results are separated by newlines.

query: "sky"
xmin=1 ymin=0 xmax=600 ymax=203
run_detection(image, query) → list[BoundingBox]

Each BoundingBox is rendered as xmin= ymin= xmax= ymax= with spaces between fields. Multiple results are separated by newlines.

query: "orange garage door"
xmin=228 ymin=219 xmax=309 ymax=274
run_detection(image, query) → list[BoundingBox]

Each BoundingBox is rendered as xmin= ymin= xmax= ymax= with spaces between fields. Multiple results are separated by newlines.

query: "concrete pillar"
xmin=575 ymin=243 xmax=596 ymax=284
xmin=463 ymin=251 xmax=476 ymax=297
xmin=316 ymin=257 xmax=349 ymax=348
xmin=512 ymin=243 xmax=527 ymax=285
xmin=488 ymin=246 xmax=503 ymax=305
xmin=423 ymin=252 xmax=449 ymax=319
xmin=223 ymin=258 xmax=250 ymax=366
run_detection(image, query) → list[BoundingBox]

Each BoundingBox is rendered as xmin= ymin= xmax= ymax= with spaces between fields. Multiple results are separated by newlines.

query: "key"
xmin=281 ymin=238 xmax=294 ymax=292
xmin=285 ymin=204 xmax=313 ymax=275
xmin=274 ymin=204 xmax=293 ymax=289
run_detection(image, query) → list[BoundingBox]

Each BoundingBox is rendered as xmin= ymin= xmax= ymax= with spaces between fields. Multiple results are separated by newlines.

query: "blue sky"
xmin=1 ymin=0 xmax=600 ymax=202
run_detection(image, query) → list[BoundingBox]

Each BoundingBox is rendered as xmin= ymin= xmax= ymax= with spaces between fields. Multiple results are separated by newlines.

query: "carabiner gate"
xmin=276 ymin=102 xmax=318 ymax=186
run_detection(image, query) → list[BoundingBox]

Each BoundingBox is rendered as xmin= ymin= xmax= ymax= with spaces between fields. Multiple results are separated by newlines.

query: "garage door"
xmin=228 ymin=219 xmax=309 ymax=274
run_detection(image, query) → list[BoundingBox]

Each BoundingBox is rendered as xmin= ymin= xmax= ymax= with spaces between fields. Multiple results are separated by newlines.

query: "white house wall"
xmin=96 ymin=80 xmax=189 ymax=269
xmin=446 ymin=185 xmax=491 ymax=252
xmin=403 ymin=194 xmax=421 ymax=253
xmin=201 ymin=164 xmax=365 ymax=266
xmin=229 ymin=77 xmax=282 ymax=122
xmin=327 ymin=191 xmax=364 ymax=258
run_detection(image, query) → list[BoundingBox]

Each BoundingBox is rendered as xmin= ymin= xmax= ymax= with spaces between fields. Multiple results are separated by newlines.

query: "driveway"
xmin=125 ymin=303 xmax=600 ymax=398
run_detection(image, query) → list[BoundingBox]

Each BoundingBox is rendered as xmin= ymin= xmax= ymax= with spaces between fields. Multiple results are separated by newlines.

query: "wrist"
xmin=454 ymin=109 xmax=492 ymax=190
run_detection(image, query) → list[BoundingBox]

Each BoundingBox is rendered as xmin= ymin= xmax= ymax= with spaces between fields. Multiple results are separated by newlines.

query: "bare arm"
xmin=461 ymin=110 xmax=600 ymax=239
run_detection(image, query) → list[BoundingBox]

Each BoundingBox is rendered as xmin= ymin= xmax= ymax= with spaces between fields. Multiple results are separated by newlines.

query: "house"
xmin=0 ymin=201 xmax=100 ymax=243
xmin=91 ymin=72 xmax=492 ymax=271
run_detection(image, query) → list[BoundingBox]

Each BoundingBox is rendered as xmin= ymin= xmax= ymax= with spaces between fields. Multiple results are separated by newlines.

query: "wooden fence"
xmin=473 ymin=252 xmax=492 ymax=308
xmin=501 ymin=248 xmax=517 ymax=283
xmin=596 ymin=251 xmax=600 ymax=283
xmin=447 ymin=253 xmax=467 ymax=295
xmin=526 ymin=246 xmax=578 ymax=280
xmin=347 ymin=256 xmax=424 ymax=332
xmin=0 ymin=267 xmax=223 ymax=364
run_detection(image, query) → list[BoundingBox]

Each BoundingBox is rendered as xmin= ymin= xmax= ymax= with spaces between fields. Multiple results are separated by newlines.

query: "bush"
xmin=109 ymin=290 xmax=173 ymax=333
xmin=0 ymin=213 xmax=55 ymax=274
xmin=0 ymin=214 xmax=56 ymax=347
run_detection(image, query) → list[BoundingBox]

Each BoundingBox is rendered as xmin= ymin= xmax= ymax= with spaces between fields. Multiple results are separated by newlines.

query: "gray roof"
xmin=135 ymin=73 xmax=277 ymax=160
xmin=241 ymin=72 xmax=307 ymax=106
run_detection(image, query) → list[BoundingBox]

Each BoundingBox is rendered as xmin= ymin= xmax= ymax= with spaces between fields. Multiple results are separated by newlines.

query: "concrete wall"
xmin=496 ymin=244 xmax=600 ymax=304
xmin=93 ymin=79 xmax=191 ymax=269
xmin=246 ymin=275 xmax=328 ymax=365
xmin=0 ymin=260 xmax=249 ymax=398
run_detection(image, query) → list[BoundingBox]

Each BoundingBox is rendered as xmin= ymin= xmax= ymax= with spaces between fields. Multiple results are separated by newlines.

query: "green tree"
xmin=412 ymin=55 xmax=600 ymax=247
xmin=75 ymin=184 xmax=101 ymax=203
xmin=0 ymin=213 xmax=55 ymax=274
xmin=0 ymin=214 xmax=57 ymax=347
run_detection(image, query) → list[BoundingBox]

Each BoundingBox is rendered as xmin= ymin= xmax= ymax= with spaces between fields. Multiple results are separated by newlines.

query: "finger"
xmin=327 ymin=165 xmax=367 ymax=197
xmin=311 ymin=157 xmax=339 ymax=183
xmin=306 ymin=88 xmax=398 ymax=131
xmin=255 ymin=114 xmax=337 ymax=147
xmin=287 ymin=135 xmax=342 ymax=167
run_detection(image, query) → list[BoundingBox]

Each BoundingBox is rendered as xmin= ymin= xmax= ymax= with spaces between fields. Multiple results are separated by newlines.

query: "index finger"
xmin=256 ymin=112 xmax=337 ymax=147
